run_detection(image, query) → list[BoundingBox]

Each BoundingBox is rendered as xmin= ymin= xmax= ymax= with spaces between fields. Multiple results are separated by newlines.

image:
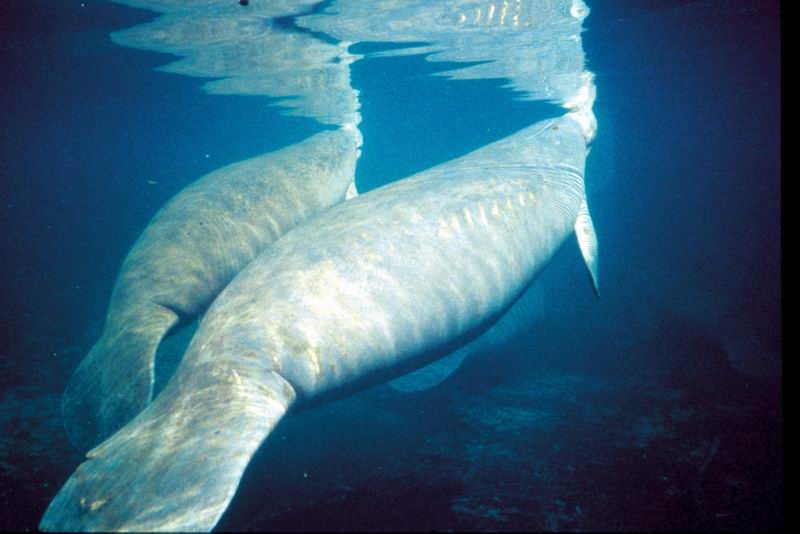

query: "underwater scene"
xmin=0 ymin=0 xmax=781 ymax=531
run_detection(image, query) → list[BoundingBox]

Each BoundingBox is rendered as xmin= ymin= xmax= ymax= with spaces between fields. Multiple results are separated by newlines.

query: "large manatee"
xmin=41 ymin=111 xmax=596 ymax=532
xmin=388 ymin=281 xmax=547 ymax=392
xmin=63 ymin=127 xmax=361 ymax=452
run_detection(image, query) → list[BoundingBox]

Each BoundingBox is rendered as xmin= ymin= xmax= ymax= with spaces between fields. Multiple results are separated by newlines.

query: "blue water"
xmin=0 ymin=0 xmax=781 ymax=531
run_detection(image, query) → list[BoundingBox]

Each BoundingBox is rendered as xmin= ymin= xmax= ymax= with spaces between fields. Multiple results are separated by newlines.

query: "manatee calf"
xmin=63 ymin=127 xmax=361 ymax=452
xmin=41 ymin=110 xmax=597 ymax=531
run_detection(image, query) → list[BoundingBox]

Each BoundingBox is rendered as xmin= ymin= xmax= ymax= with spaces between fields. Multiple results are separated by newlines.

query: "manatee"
xmin=388 ymin=281 xmax=546 ymax=392
xmin=63 ymin=127 xmax=361 ymax=452
xmin=41 ymin=112 xmax=597 ymax=532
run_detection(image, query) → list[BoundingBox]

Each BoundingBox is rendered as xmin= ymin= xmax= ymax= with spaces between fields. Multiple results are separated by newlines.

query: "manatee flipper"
xmin=389 ymin=351 xmax=468 ymax=392
xmin=389 ymin=283 xmax=547 ymax=393
xmin=41 ymin=362 xmax=296 ymax=532
xmin=346 ymin=180 xmax=359 ymax=199
xmin=575 ymin=196 xmax=599 ymax=295
xmin=61 ymin=304 xmax=180 ymax=452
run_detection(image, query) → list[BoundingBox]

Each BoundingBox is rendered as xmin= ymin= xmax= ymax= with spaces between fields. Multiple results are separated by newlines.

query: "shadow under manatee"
xmin=594 ymin=308 xmax=784 ymax=530
xmin=640 ymin=309 xmax=778 ymax=409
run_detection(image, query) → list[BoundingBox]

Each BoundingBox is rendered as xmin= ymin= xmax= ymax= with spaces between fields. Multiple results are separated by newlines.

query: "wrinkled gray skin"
xmin=388 ymin=280 xmax=546 ymax=392
xmin=63 ymin=128 xmax=360 ymax=452
xmin=41 ymin=116 xmax=587 ymax=532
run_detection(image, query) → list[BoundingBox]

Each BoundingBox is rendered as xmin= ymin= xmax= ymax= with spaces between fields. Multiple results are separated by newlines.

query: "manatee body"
xmin=63 ymin=128 xmax=360 ymax=452
xmin=388 ymin=280 xmax=547 ymax=392
xmin=41 ymin=116 xmax=589 ymax=532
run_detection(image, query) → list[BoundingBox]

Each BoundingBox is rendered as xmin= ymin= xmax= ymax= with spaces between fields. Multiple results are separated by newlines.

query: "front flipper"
xmin=575 ymin=196 xmax=599 ymax=295
xmin=42 ymin=362 xmax=295 ymax=532
xmin=61 ymin=304 xmax=180 ymax=452
xmin=345 ymin=180 xmax=359 ymax=199
xmin=389 ymin=282 xmax=548 ymax=393
xmin=389 ymin=351 xmax=468 ymax=392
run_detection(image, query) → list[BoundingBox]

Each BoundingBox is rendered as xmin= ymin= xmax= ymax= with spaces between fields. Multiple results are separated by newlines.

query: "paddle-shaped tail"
xmin=42 ymin=358 xmax=295 ymax=532
xmin=62 ymin=304 xmax=180 ymax=452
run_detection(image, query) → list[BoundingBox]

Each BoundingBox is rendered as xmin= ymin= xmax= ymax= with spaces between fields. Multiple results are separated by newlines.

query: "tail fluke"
xmin=61 ymin=304 xmax=180 ymax=452
xmin=42 ymin=362 xmax=295 ymax=532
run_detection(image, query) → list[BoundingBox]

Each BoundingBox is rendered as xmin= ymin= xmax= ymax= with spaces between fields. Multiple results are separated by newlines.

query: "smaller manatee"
xmin=63 ymin=128 xmax=360 ymax=452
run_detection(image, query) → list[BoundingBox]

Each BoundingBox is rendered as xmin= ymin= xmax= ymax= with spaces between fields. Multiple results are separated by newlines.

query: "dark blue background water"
xmin=0 ymin=0 xmax=781 ymax=531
